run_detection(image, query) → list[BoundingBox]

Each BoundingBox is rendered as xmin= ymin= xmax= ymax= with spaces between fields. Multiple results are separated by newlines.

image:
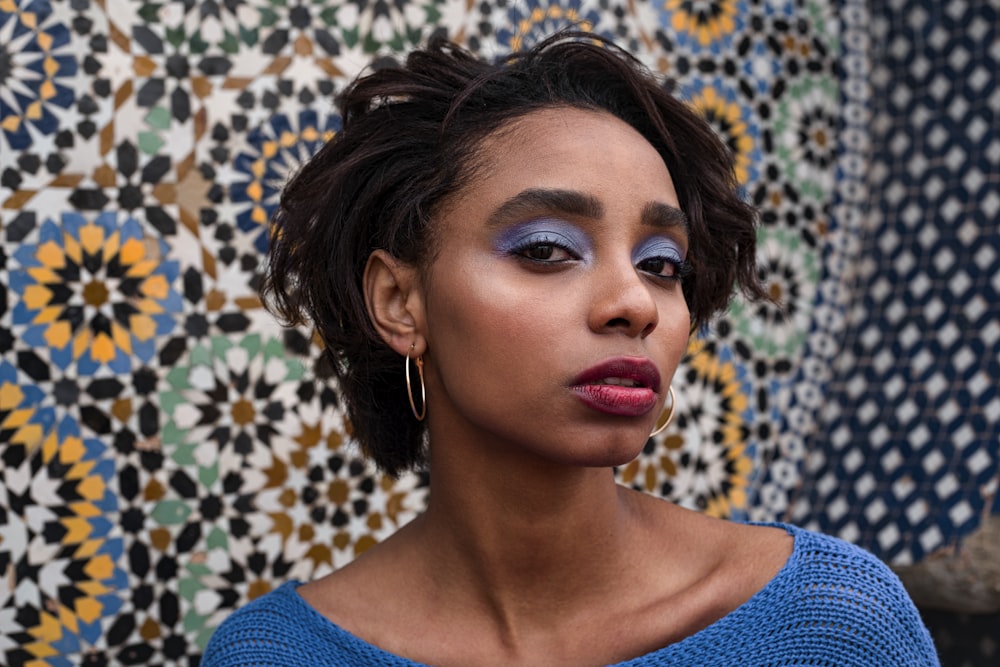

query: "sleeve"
xmin=201 ymin=602 xmax=298 ymax=667
xmin=200 ymin=590 xmax=334 ymax=667
xmin=793 ymin=533 xmax=941 ymax=667
xmin=863 ymin=561 xmax=940 ymax=667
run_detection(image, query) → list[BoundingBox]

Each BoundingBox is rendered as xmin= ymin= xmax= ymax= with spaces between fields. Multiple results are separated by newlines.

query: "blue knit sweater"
xmin=202 ymin=523 xmax=939 ymax=666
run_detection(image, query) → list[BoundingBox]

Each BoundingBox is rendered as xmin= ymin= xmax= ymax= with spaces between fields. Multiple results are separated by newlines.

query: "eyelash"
xmin=511 ymin=235 xmax=579 ymax=264
xmin=510 ymin=237 xmax=691 ymax=283
xmin=636 ymin=256 xmax=692 ymax=282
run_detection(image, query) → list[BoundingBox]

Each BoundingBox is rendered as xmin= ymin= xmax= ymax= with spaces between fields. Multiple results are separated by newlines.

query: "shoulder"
xmin=746 ymin=523 xmax=939 ymax=666
xmin=201 ymin=581 xmax=313 ymax=667
xmin=777 ymin=522 xmax=917 ymax=603
xmin=200 ymin=580 xmax=377 ymax=667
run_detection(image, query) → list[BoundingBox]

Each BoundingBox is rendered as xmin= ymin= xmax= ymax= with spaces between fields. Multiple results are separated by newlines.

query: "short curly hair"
xmin=260 ymin=32 xmax=766 ymax=477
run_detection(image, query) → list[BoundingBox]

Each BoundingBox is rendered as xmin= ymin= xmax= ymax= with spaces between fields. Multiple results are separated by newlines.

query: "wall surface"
xmin=787 ymin=0 xmax=1000 ymax=656
xmin=789 ymin=0 xmax=999 ymax=601
xmin=0 ymin=0 xmax=995 ymax=665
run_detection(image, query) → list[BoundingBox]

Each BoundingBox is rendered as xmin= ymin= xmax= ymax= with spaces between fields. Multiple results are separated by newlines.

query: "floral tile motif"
xmin=686 ymin=79 xmax=761 ymax=186
xmin=8 ymin=212 xmax=182 ymax=375
xmin=773 ymin=75 xmax=838 ymax=201
xmin=658 ymin=0 xmax=747 ymax=53
xmin=672 ymin=338 xmax=755 ymax=517
xmin=495 ymin=0 xmax=604 ymax=52
xmin=0 ymin=395 xmax=126 ymax=667
xmin=726 ymin=223 xmax=820 ymax=359
xmin=230 ymin=109 xmax=340 ymax=254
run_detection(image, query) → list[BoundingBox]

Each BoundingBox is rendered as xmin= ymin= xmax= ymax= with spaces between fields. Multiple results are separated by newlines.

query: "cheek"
xmin=655 ymin=296 xmax=691 ymax=370
xmin=429 ymin=269 xmax=570 ymax=356
xmin=423 ymin=265 xmax=575 ymax=398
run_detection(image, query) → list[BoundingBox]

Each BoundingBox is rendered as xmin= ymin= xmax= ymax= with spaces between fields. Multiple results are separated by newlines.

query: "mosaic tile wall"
xmin=784 ymin=0 xmax=1000 ymax=659
xmin=0 ymin=0 xmax=991 ymax=664
xmin=786 ymin=0 xmax=999 ymax=565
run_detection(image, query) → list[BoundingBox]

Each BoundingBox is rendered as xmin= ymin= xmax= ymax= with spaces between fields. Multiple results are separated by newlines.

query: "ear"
xmin=363 ymin=249 xmax=427 ymax=356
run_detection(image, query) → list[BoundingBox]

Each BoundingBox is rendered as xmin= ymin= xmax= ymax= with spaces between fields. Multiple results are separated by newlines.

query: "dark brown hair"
xmin=260 ymin=32 xmax=766 ymax=476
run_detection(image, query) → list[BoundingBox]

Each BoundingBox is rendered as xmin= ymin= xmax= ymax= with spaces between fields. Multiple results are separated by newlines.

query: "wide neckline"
xmin=285 ymin=521 xmax=803 ymax=666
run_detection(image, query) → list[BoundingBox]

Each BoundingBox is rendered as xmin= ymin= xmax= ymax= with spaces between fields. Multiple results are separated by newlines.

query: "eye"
xmin=495 ymin=219 xmax=590 ymax=266
xmin=503 ymin=226 xmax=586 ymax=265
xmin=637 ymin=256 xmax=690 ymax=281
xmin=517 ymin=241 xmax=576 ymax=263
xmin=633 ymin=236 xmax=690 ymax=282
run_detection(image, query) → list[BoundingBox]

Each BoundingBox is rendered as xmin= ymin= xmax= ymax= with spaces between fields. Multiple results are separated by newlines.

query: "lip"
xmin=570 ymin=357 xmax=662 ymax=417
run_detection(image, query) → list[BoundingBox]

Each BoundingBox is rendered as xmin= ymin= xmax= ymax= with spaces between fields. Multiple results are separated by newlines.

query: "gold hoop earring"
xmin=405 ymin=344 xmax=426 ymax=421
xmin=649 ymin=386 xmax=676 ymax=438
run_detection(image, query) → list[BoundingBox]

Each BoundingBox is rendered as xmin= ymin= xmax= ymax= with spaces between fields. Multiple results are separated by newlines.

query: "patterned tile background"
xmin=0 ymin=0 xmax=996 ymax=665
xmin=787 ymin=0 xmax=999 ymax=561
xmin=786 ymin=0 xmax=1000 ymax=658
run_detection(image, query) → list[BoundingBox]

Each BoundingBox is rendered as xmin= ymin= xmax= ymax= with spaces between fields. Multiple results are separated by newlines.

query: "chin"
xmin=557 ymin=439 xmax=647 ymax=469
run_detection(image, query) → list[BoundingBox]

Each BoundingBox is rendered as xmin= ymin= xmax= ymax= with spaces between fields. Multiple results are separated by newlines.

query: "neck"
xmin=407 ymin=436 xmax=643 ymax=641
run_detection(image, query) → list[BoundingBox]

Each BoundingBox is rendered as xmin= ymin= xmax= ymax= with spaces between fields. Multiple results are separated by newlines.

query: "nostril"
xmin=606 ymin=317 xmax=630 ymax=328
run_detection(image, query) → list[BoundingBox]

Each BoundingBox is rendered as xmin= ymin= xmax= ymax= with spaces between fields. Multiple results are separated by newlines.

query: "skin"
xmin=300 ymin=108 xmax=793 ymax=666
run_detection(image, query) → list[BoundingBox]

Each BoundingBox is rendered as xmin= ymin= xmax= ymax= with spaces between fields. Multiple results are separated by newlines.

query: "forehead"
xmin=437 ymin=107 xmax=680 ymax=232
xmin=481 ymin=107 xmax=668 ymax=176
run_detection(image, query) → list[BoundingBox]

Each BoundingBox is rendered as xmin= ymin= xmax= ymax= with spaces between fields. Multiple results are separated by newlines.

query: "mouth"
xmin=570 ymin=357 xmax=661 ymax=418
xmin=571 ymin=357 xmax=661 ymax=393
xmin=592 ymin=377 xmax=644 ymax=387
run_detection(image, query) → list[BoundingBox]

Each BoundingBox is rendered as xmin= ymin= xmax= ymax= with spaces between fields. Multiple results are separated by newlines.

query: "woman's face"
xmin=419 ymin=107 xmax=691 ymax=468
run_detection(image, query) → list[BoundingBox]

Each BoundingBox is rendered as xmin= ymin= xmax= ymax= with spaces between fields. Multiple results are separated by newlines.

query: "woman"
xmin=202 ymin=33 xmax=938 ymax=666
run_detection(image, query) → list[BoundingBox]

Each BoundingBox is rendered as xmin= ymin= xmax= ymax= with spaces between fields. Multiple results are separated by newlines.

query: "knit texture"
xmin=201 ymin=523 xmax=939 ymax=666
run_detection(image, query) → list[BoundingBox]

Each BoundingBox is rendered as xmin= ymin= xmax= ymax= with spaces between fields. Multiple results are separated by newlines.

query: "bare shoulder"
xmin=628 ymin=490 xmax=794 ymax=608
xmin=298 ymin=539 xmax=414 ymax=632
xmin=715 ymin=519 xmax=795 ymax=590
xmin=297 ymin=559 xmax=366 ymax=622
xmin=631 ymin=488 xmax=792 ymax=558
xmin=296 ymin=521 xmax=441 ymax=659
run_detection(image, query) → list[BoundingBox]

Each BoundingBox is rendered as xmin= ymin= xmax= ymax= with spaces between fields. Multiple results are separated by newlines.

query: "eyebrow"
xmin=486 ymin=187 xmax=688 ymax=233
xmin=486 ymin=188 xmax=603 ymax=227
xmin=642 ymin=201 xmax=689 ymax=233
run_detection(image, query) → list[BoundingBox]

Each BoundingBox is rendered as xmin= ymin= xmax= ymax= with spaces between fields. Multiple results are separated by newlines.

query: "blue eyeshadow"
xmin=632 ymin=236 xmax=685 ymax=264
xmin=493 ymin=218 xmax=593 ymax=259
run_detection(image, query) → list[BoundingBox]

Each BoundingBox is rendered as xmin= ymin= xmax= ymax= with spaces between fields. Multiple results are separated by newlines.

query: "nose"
xmin=588 ymin=262 xmax=659 ymax=338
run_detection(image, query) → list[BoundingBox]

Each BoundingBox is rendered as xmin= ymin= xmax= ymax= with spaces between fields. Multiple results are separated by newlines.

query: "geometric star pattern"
xmin=783 ymin=0 xmax=1000 ymax=566
xmin=1 ymin=0 xmax=995 ymax=664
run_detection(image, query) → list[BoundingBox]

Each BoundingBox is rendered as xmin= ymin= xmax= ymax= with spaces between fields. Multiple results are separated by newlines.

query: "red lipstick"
xmin=570 ymin=357 xmax=661 ymax=417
